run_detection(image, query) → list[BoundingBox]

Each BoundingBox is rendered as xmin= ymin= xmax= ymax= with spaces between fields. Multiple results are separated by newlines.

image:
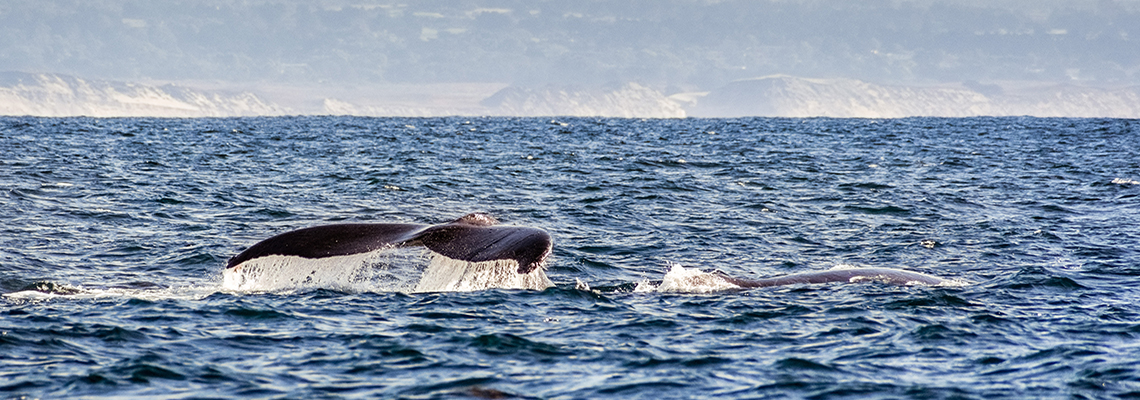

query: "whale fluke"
xmin=227 ymin=213 xmax=552 ymax=274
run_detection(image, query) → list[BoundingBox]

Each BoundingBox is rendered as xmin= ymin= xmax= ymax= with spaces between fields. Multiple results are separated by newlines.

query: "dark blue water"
xmin=2 ymin=116 xmax=1139 ymax=399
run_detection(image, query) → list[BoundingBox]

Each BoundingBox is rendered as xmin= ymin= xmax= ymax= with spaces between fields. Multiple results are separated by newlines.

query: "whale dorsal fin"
xmin=452 ymin=213 xmax=499 ymax=226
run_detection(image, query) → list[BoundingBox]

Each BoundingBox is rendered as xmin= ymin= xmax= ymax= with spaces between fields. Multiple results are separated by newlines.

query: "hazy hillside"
xmin=0 ymin=73 xmax=688 ymax=117
xmin=4 ymin=72 xmax=1139 ymax=118
xmin=481 ymin=83 xmax=685 ymax=118
xmin=688 ymin=76 xmax=1140 ymax=118
xmin=0 ymin=72 xmax=285 ymax=117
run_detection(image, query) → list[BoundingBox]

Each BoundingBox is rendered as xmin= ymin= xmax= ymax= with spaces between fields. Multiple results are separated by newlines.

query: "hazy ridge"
xmin=0 ymin=72 xmax=285 ymax=117
xmin=690 ymin=76 xmax=1140 ymax=118
xmin=480 ymin=83 xmax=685 ymax=118
xmin=3 ymin=72 xmax=1138 ymax=118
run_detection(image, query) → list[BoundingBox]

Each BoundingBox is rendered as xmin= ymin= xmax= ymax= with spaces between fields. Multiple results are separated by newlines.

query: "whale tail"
xmin=227 ymin=213 xmax=552 ymax=274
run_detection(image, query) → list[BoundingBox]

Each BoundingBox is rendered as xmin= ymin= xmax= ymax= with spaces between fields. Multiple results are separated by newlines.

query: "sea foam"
xmin=635 ymin=263 xmax=742 ymax=293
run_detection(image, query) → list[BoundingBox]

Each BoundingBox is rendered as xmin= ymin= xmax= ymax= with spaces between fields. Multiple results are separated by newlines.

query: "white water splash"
xmin=222 ymin=248 xmax=422 ymax=293
xmin=6 ymin=248 xmax=555 ymax=301
xmin=634 ymin=263 xmax=742 ymax=293
xmin=220 ymin=248 xmax=553 ymax=294
xmin=574 ymin=278 xmax=591 ymax=291
xmin=3 ymin=284 xmax=220 ymax=302
xmin=413 ymin=253 xmax=553 ymax=292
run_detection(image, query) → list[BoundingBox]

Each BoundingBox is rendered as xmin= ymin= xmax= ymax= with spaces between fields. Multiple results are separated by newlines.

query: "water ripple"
xmin=2 ymin=116 xmax=1140 ymax=398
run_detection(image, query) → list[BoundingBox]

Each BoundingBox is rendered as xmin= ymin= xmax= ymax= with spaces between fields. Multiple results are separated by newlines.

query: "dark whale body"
xmin=228 ymin=213 xmax=947 ymax=288
xmin=227 ymin=213 xmax=552 ymax=274
xmin=719 ymin=267 xmax=945 ymax=288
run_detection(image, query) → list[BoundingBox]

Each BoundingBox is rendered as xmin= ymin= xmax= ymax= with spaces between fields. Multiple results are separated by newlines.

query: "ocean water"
xmin=2 ymin=116 xmax=1139 ymax=399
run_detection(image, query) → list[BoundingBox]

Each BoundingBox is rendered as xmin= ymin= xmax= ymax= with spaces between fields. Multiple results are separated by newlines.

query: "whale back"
xmin=726 ymin=267 xmax=945 ymax=288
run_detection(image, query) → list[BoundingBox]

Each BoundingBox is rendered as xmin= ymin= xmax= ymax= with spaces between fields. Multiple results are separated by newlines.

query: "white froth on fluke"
xmin=221 ymin=248 xmax=553 ymax=294
xmin=414 ymin=253 xmax=554 ymax=292
xmin=222 ymin=248 xmax=421 ymax=293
